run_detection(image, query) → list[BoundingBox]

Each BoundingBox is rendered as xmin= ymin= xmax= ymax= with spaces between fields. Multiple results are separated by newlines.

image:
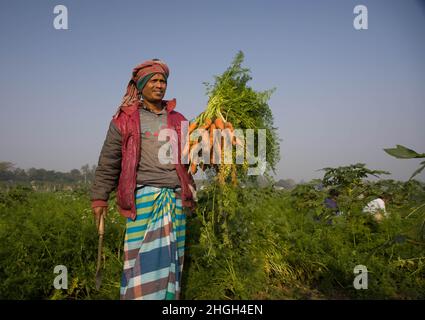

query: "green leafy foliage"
xmin=0 ymin=187 xmax=124 ymax=299
xmin=183 ymin=176 xmax=425 ymax=299
xmin=384 ymin=145 xmax=425 ymax=159
xmin=321 ymin=163 xmax=389 ymax=192
xmin=202 ymin=51 xmax=280 ymax=174
xmin=1 ymin=177 xmax=424 ymax=299
xmin=384 ymin=145 xmax=425 ymax=180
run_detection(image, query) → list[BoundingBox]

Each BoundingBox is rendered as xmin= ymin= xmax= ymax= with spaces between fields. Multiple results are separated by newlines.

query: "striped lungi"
xmin=120 ymin=185 xmax=186 ymax=300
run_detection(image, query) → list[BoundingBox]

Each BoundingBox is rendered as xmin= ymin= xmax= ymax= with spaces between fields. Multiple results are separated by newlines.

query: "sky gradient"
xmin=1 ymin=0 xmax=424 ymax=182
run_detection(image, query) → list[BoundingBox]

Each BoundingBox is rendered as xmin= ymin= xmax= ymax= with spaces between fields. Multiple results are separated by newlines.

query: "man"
xmin=91 ymin=59 xmax=196 ymax=300
xmin=363 ymin=193 xmax=390 ymax=222
xmin=324 ymin=188 xmax=342 ymax=216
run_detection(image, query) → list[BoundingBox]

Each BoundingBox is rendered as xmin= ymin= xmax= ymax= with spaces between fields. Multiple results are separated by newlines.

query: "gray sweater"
xmin=91 ymin=107 xmax=180 ymax=202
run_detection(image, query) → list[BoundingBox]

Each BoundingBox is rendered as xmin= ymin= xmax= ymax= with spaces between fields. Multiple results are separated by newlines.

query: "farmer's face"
xmin=141 ymin=73 xmax=167 ymax=103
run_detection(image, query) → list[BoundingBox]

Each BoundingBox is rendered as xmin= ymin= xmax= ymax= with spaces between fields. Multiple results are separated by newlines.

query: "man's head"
xmin=329 ymin=188 xmax=339 ymax=199
xmin=134 ymin=59 xmax=168 ymax=87
xmin=119 ymin=59 xmax=170 ymax=108
xmin=381 ymin=192 xmax=391 ymax=203
xmin=140 ymin=73 xmax=167 ymax=103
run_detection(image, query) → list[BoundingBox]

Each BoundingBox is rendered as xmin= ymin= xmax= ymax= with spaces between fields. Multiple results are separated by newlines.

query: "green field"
xmin=1 ymin=176 xmax=424 ymax=300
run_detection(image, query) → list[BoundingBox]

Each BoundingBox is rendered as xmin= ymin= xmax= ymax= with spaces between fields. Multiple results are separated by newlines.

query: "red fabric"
xmin=133 ymin=60 xmax=169 ymax=85
xmin=93 ymin=99 xmax=196 ymax=220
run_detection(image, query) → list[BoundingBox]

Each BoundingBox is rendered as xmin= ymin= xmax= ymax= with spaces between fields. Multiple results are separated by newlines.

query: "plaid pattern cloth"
xmin=120 ymin=185 xmax=186 ymax=300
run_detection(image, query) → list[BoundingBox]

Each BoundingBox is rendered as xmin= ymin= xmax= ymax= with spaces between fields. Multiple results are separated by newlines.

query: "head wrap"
xmin=118 ymin=59 xmax=170 ymax=109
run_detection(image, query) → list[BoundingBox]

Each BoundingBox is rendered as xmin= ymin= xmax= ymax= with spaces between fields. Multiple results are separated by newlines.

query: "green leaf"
xmin=409 ymin=161 xmax=425 ymax=180
xmin=384 ymin=145 xmax=425 ymax=159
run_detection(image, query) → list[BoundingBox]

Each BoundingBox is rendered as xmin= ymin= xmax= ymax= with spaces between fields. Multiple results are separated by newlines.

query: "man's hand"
xmin=374 ymin=212 xmax=384 ymax=223
xmin=93 ymin=206 xmax=108 ymax=232
xmin=183 ymin=206 xmax=195 ymax=218
xmin=188 ymin=184 xmax=197 ymax=202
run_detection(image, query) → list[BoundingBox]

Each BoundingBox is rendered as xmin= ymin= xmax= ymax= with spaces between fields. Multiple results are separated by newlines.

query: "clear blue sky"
xmin=1 ymin=0 xmax=424 ymax=182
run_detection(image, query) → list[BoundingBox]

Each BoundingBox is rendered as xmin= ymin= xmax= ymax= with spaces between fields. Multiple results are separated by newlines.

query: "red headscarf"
xmin=118 ymin=59 xmax=170 ymax=109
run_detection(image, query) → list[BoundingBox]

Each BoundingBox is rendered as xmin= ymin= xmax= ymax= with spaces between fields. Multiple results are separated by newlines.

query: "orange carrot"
xmin=190 ymin=162 xmax=197 ymax=174
xmin=199 ymin=123 xmax=210 ymax=130
xmin=225 ymin=121 xmax=234 ymax=132
xmin=209 ymin=124 xmax=215 ymax=147
xmin=233 ymin=137 xmax=243 ymax=146
xmin=182 ymin=141 xmax=190 ymax=157
xmin=189 ymin=142 xmax=199 ymax=163
xmin=214 ymin=118 xmax=224 ymax=130
xmin=204 ymin=118 xmax=212 ymax=127
xmin=189 ymin=122 xmax=198 ymax=134
xmin=212 ymin=138 xmax=222 ymax=164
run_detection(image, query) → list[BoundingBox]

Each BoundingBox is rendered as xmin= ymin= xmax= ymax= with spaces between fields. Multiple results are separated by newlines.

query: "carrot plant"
xmin=186 ymin=51 xmax=280 ymax=185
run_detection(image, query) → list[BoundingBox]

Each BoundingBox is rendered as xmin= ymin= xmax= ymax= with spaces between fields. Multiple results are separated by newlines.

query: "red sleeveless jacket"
xmin=94 ymin=99 xmax=196 ymax=220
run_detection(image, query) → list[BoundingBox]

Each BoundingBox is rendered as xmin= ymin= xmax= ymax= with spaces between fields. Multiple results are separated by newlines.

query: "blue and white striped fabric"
xmin=120 ymin=185 xmax=185 ymax=300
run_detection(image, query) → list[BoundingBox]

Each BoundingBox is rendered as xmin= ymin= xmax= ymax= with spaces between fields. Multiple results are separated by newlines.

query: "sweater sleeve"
xmin=90 ymin=120 xmax=122 ymax=203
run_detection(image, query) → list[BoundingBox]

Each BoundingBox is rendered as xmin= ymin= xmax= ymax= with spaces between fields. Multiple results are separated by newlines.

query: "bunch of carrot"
xmin=184 ymin=51 xmax=280 ymax=186
xmin=184 ymin=112 xmax=237 ymax=176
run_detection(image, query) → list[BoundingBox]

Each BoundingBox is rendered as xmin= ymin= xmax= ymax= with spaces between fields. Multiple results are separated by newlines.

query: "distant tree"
xmin=320 ymin=163 xmax=389 ymax=194
xmin=0 ymin=162 xmax=15 ymax=181
xmin=13 ymin=168 xmax=28 ymax=182
xmin=0 ymin=161 xmax=15 ymax=172
xmin=27 ymin=168 xmax=39 ymax=181
xmin=28 ymin=168 xmax=50 ymax=181
xmin=80 ymin=164 xmax=89 ymax=184
xmin=89 ymin=164 xmax=97 ymax=182
xmin=1 ymin=163 xmax=97 ymax=189
xmin=70 ymin=169 xmax=82 ymax=183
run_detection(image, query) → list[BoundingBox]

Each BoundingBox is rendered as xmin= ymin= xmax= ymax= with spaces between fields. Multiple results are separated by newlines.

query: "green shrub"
xmin=1 ymin=180 xmax=424 ymax=300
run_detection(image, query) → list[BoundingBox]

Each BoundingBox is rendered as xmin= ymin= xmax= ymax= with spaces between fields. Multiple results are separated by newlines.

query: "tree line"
xmin=0 ymin=161 xmax=97 ymax=190
xmin=0 ymin=160 xmax=302 ymax=191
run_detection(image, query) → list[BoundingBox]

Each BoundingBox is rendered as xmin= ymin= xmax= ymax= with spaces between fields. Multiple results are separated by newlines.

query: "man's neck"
xmin=142 ymin=100 xmax=163 ymax=113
